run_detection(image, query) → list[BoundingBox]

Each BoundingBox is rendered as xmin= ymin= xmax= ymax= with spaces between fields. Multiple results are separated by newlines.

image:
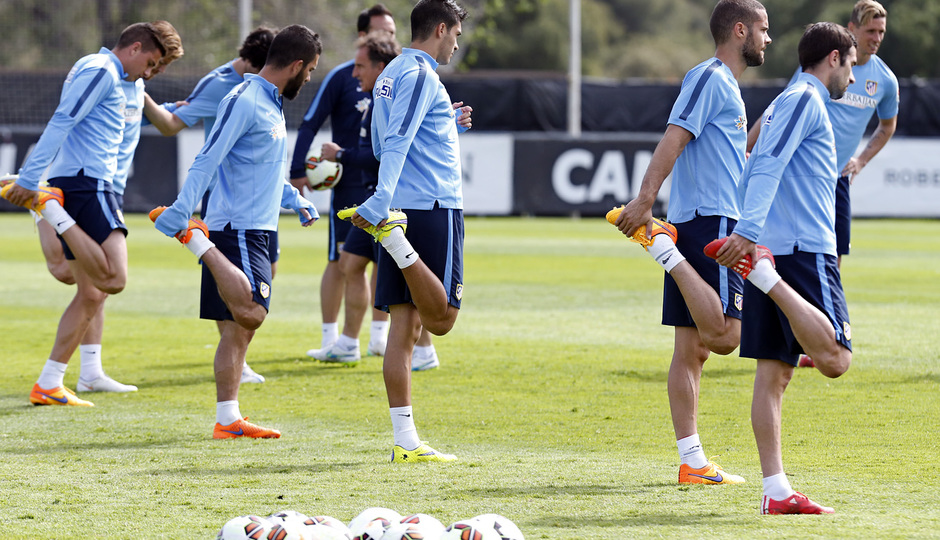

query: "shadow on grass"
xmin=611 ymin=366 xmax=753 ymax=382
xmin=149 ymin=462 xmax=364 ymax=476
xmin=459 ymin=482 xmax=673 ymax=498
xmin=535 ymin=512 xmax=732 ymax=529
xmin=1 ymin=435 xmax=192 ymax=454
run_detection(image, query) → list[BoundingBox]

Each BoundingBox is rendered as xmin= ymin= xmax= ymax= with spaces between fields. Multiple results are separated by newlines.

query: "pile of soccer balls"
xmin=217 ymin=507 xmax=525 ymax=540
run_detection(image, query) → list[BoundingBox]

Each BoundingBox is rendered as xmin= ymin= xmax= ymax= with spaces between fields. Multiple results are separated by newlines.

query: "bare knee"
xmin=816 ymin=351 xmax=851 ymax=379
xmin=233 ymin=307 xmax=266 ymax=332
xmin=702 ymin=333 xmax=738 ymax=356
xmin=48 ymin=261 xmax=75 ymax=285
xmin=423 ymin=310 xmax=458 ymax=336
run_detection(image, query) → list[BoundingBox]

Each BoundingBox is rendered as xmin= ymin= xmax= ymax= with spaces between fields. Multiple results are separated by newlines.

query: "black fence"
xmin=3 ymin=71 xmax=940 ymax=135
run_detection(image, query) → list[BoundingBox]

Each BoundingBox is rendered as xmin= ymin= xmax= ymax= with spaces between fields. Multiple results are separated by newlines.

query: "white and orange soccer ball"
xmin=305 ymin=147 xmax=343 ymax=191
xmin=472 ymin=514 xmax=524 ymax=540
xmin=216 ymin=515 xmax=273 ymax=540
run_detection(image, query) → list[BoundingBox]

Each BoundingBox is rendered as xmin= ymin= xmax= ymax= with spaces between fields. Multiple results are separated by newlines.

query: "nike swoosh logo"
xmin=690 ymin=472 xmax=724 ymax=482
xmin=398 ymin=414 xmax=411 ymax=417
xmin=43 ymin=392 xmax=69 ymax=404
xmin=223 ymin=428 xmax=244 ymax=436
xmin=404 ymin=252 xmax=415 ymax=259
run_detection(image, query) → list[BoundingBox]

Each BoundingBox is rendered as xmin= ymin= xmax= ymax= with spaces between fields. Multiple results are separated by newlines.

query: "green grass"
xmin=1 ymin=213 xmax=939 ymax=539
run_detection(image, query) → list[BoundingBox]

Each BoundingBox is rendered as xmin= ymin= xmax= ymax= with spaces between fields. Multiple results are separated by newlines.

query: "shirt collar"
xmin=403 ymin=48 xmax=439 ymax=70
xmin=797 ymin=71 xmax=832 ymax=103
xmin=244 ymin=73 xmax=283 ymax=108
xmin=100 ymin=47 xmax=128 ymax=80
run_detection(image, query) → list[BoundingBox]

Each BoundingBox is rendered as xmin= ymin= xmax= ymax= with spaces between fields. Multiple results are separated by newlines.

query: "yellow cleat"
xmin=29 ymin=384 xmax=94 ymax=407
xmin=606 ymin=206 xmax=677 ymax=249
xmin=679 ymin=461 xmax=745 ymax=485
xmin=391 ymin=442 xmax=456 ymax=463
xmin=337 ymin=206 xmax=407 ymax=242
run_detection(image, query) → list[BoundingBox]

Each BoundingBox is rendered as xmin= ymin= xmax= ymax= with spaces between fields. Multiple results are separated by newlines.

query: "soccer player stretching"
xmin=343 ymin=0 xmax=471 ymax=462
xmin=2 ymin=23 xmax=166 ymax=407
xmin=711 ymin=21 xmax=856 ymax=514
xmin=608 ymin=0 xmax=770 ymax=484
xmin=748 ymin=0 xmax=898 ymax=270
xmin=152 ymin=25 xmax=320 ymax=439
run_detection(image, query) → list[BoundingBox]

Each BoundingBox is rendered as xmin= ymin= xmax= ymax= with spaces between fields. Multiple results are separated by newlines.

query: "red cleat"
xmin=704 ymin=237 xmax=775 ymax=278
xmin=762 ymin=492 xmax=834 ymax=515
xmin=798 ymin=354 xmax=816 ymax=368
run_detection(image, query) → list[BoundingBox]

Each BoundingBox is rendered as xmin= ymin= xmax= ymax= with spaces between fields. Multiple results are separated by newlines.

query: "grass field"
xmin=1 ymin=213 xmax=938 ymax=539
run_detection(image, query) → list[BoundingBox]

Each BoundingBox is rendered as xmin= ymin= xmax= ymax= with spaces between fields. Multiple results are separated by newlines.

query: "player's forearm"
xmin=143 ymin=94 xmax=186 ymax=136
xmin=856 ymin=118 xmax=897 ymax=167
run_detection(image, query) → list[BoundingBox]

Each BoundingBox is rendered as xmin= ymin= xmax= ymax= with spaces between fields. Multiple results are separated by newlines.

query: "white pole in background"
xmin=568 ymin=0 xmax=581 ymax=137
xmin=239 ymin=0 xmax=252 ymax=40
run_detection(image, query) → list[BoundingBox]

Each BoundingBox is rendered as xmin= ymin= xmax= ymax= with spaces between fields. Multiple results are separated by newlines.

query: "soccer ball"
xmin=441 ymin=520 xmax=500 ymax=540
xmin=394 ymin=514 xmax=445 ymax=539
xmin=302 ymin=515 xmax=353 ymax=540
xmin=380 ymin=523 xmax=427 ymax=540
xmin=352 ymin=518 xmax=393 ymax=540
xmin=217 ymin=515 xmax=272 ymax=540
xmin=305 ymin=146 xmax=342 ymax=190
xmin=471 ymin=514 xmax=524 ymax=540
xmin=267 ymin=510 xmax=309 ymax=540
xmin=348 ymin=507 xmax=402 ymax=538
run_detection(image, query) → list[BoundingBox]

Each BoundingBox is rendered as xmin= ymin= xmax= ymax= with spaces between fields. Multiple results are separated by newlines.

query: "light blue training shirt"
xmin=735 ymin=73 xmax=838 ymax=256
xmin=17 ymin=48 xmax=126 ymax=190
xmin=358 ymin=48 xmax=466 ymax=226
xmin=113 ymin=78 xmax=145 ymax=196
xmin=154 ymin=74 xmax=315 ymax=236
xmin=666 ymin=57 xmax=747 ymax=224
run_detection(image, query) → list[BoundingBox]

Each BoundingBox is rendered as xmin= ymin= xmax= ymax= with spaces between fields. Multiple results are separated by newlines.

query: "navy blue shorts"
xmin=328 ymin=186 xmax=369 ymax=261
xmin=200 ymin=226 xmax=273 ymax=321
xmin=375 ymin=206 xmax=464 ymax=312
xmin=48 ymin=175 xmax=127 ymax=260
xmin=268 ymin=229 xmax=280 ymax=263
xmin=662 ymin=215 xmax=744 ymax=327
xmin=740 ymin=250 xmax=852 ymax=366
xmin=835 ymin=175 xmax=851 ymax=255
xmin=342 ymin=225 xmax=379 ymax=261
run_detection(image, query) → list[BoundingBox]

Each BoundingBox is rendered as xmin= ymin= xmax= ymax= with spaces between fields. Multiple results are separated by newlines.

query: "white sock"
xmin=335 ymin=333 xmax=359 ymax=350
xmin=37 ymin=359 xmax=68 ymax=389
xmin=380 ymin=228 xmax=418 ymax=269
xmin=762 ymin=472 xmax=795 ymax=500
xmin=390 ymin=406 xmax=420 ymax=450
xmin=370 ymin=320 xmax=389 ymax=343
xmin=677 ymin=434 xmax=709 ymax=469
xmin=321 ymin=322 xmax=338 ymax=347
xmin=78 ymin=344 xmax=104 ymax=381
xmin=413 ymin=344 xmax=435 ymax=359
xmin=185 ymin=229 xmax=214 ymax=259
xmin=647 ymin=233 xmax=685 ymax=273
xmin=216 ymin=400 xmax=242 ymax=425
xmin=748 ymin=258 xmax=782 ymax=294
xmin=41 ymin=200 xmax=76 ymax=235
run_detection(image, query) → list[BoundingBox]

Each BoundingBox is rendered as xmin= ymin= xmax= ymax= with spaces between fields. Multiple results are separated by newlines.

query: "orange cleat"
xmin=29 ymin=383 xmax=94 ymax=407
xmin=213 ymin=417 xmax=281 ymax=439
xmin=1 ymin=180 xmax=64 ymax=216
xmin=679 ymin=461 xmax=745 ymax=484
xmin=149 ymin=205 xmax=209 ymax=244
xmin=605 ymin=207 xmax=678 ymax=249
